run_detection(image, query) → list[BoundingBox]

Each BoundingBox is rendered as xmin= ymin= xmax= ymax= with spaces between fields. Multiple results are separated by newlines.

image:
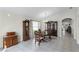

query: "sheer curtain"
xmin=29 ymin=20 xmax=40 ymax=39
xmin=33 ymin=21 xmax=39 ymax=31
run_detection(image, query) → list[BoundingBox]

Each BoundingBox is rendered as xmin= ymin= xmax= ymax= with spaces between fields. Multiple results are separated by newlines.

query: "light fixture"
xmin=8 ymin=14 xmax=10 ymax=16
xmin=39 ymin=11 xmax=51 ymax=18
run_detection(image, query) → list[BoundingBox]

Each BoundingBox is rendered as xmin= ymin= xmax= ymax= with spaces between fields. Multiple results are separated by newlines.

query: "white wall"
xmin=0 ymin=11 xmax=25 ymax=48
xmin=76 ymin=8 xmax=79 ymax=44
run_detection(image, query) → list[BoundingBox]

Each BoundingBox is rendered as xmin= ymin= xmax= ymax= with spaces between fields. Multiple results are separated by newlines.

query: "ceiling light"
xmin=39 ymin=11 xmax=51 ymax=18
xmin=8 ymin=14 xmax=10 ymax=16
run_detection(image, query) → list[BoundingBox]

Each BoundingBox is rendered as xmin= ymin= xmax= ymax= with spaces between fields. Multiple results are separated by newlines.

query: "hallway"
xmin=2 ymin=32 xmax=79 ymax=52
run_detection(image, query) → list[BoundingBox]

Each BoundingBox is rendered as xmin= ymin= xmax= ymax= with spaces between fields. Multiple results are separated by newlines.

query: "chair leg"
xmin=35 ymin=40 xmax=36 ymax=45
xmin=38 ymin=40 xmax=41 ymax=46
xmin=38 ymin=42 xmax=40 ymax=46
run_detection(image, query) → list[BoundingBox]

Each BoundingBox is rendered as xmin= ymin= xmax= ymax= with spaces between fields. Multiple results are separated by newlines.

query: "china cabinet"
xmin=23 ymin=20 xmax=30 ymax=41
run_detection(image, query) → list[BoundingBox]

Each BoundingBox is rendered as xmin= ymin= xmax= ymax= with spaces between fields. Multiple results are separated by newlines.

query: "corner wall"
xmin=0 ymin=11 xmax=24 ymax=48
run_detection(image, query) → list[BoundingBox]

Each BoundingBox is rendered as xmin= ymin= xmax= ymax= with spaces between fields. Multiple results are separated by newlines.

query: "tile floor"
xmin=1 ymin=32 xmax=79 ymax=52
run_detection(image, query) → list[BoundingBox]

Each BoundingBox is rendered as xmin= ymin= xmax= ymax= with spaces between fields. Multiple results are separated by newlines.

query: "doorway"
xmin=62 ymin=18 xmax=72 ymax=36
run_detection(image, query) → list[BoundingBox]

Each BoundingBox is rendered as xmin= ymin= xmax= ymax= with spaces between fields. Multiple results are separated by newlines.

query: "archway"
xmin=62 ymin=18 xmax=72 ymax=36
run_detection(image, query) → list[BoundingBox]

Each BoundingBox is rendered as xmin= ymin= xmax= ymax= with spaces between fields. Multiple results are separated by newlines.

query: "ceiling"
xmin=0 ymin=7 xmax=69 ymax=20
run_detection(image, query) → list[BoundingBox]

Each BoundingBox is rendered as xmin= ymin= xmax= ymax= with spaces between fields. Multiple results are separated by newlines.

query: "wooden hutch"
xmin=46 ymin=21 xmax=58 ymax=37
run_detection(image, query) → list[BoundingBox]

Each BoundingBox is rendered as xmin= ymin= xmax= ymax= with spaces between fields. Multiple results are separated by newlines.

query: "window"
xmin=33 ymin=21 xmax=39 ymax=31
